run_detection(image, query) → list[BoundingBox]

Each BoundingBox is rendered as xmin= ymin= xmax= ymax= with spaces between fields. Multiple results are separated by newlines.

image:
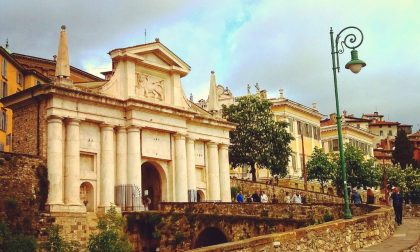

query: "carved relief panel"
xmin=195 ymin=141 xmax=205 ymax=166
xmin=135 ymin=73 xmax=165 ymax=101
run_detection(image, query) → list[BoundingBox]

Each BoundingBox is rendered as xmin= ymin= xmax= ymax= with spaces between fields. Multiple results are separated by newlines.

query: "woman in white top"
xmin=260 ymin=191 xmax=269 ymax=203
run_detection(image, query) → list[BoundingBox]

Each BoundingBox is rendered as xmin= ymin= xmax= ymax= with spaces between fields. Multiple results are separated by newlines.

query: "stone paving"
xmin=359 ymin=218 xmax=420 ymax=252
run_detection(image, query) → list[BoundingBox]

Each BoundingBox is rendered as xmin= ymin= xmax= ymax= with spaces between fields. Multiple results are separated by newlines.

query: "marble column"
xmin=116 ymin=127 xmax=127 ymax=186
xmin=47 ymin=116 xmax=64 ymax=206
xmin=64 ymin=118 xmax=82 ymax=206
xmin=174 ymin=133 xmax=188 ymax=202
xmin=127 ymin=126 xmax=141 ymax=188
xmin=100 ymin=124 xmax=115 ymax=208
xmin=186 ymin=136 xmax=196 ymax=202
xmin=218 ymin=144 xmax=231 ymax=202
xmin=207 ymin=142 xmax=221 ymax=201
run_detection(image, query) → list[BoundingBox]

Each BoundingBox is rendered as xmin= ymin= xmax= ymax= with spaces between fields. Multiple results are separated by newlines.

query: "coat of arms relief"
xmin=135 ymin=73 xmax=165 ymax=101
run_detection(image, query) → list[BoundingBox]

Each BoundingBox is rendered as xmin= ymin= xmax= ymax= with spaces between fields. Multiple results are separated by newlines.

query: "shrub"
xmin=88 ymin=205 xmax=132 ymax=252
xmin=231 ymin=186 xmax=240 ymax=199
xmin=0 ymin=219 xmax=37 ymax=252
xmin=323 ymin=211 xmax=333 ymax=222
xmin=42 ymin=225 xmax=80 ymax=252
xmin=174 ymin=231 xmax=186 ymax=245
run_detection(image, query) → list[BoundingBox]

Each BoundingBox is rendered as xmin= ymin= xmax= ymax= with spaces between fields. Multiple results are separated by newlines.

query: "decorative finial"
xmin=5 ymin=39 xmax=9 ymax=49
xmin=255 ymin=83 xmax=260 ymax=92
xmin=211 ymin=70 xmax=215 ymax=74
xmin=312 ymin=102 xmax=317 ymax=110
xmin=247 ymin=84 xmax=251 ymax=94
xmin=155 ymin=38 xmax=160 ymax=42
xmin=61 ymin=25 xmax=66 ymax=30
xmin=53 ymin=55 xmax=57 ymax=61
xmin=189 ymin=93 xmax=193 ymax=102
xmin=279 ymin=89 xmax=284 ymax=99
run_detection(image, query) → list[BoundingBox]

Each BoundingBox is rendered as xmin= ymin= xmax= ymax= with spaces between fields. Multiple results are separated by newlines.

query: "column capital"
xmin=219 ymin=143 xmax=229 ymax=150
xmin=47 ymin=115 xmax=63 ymax=123
xmin=174 ymin=133 xmax=186 ymax=141
xmin=100 ymin=123 xmax=114 ymax=131
xmin=65 ymin=118 xmax=80 ymax=126
xmin=186 ymin=135 xmax=196 ymax=143
xmin=127 ymin=125 xmax=141 ymax=133
xmin=116 ymin=126 xmax=127 ymax=133
xmin=207 ymin=141 xmax=218 ymax=148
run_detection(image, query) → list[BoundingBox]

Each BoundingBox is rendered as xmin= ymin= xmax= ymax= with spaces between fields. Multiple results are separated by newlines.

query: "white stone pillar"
xmin=100 ymin=124 xmax=115 ymax=208
xmin=47 ymin=116 xmax=64 ymax=206
xmin=64 ymin=118 xmax=82 ymax=206
xmin=186 ymin=136 xmax=196 ymax=202
xmin=175 ymin=134 xmax=188 ymax=202
xmin=218 ymin=144 xmax=231 ymax=202
xmin=116 ymin=127 xmax=127 ymax=186
xmin=207 ymin=142 xmax=221 ymax=201
xmin=127 ymin=126 xmax=141 ymax=188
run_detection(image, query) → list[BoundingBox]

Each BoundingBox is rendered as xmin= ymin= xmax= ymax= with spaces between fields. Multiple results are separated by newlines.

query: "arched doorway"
xmin=80 ymin=182 xmax=94 ymax=212
xmin=197 ymin=190 xmax=205 ymax=202
xmin=141 ymin=162 xmax=162 ymax=210
xmin=194 ymin=227 xmax=228 ymax=249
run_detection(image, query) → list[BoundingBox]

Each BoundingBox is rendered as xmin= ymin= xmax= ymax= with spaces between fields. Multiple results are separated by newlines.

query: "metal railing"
xmin=115 ymin=184 xmax=143 ymax=212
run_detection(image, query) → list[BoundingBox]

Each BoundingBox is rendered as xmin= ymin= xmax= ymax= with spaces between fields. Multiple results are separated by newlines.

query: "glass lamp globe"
xmin=345 ymin=49 xmax=366 ymax=74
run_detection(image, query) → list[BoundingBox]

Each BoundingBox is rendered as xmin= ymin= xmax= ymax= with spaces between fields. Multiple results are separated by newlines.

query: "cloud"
xmin=1 ymin=0 xmax=419 ymax=130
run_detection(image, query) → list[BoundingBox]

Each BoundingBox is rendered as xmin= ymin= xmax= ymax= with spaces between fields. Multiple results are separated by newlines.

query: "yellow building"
xmin=0 ymin=44 xmax=103 ymax=152
xmin=321 ymin=113 xmax=375 ymax=158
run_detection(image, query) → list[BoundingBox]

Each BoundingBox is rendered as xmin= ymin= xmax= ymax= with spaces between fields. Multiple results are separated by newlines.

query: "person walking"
xmin=292 ymin=192 xmax=302 ymax=204
xmin=367 ymin=187 xmax=375 ymax=204
xmin=390 ymin=187 xmax=403 ymax=225
xmin=351 ymin=188 xmax=362 ymax=205
xmin=284 ymin=192 xmax=291 ymax=203
xmin=236 ymin=191 xmax=244 ymax=203
xmin=252 ymin=191 xmax=261 ymax=203
xmin=271 ymin=194 xmax=279 ymax=203
xmin=260 ymin=191 xmax=268 ymax=203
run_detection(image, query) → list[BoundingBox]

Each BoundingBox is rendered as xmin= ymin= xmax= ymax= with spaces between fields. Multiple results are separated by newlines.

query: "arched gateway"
xmin=194 ymin=227 xmax=228 ymax=249
xmin=141 ymin=162 xmax=165 ymax=210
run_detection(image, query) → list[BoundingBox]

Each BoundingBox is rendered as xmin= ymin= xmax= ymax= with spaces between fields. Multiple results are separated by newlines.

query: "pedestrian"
xmin=252 ymin=191 xmax=261 ymax=203
xmin=292 ymin=192 xmax=302 ymax=204
xmin=143 ymin=195 xmax=151 ymax=211
xmin=351 ymin=188 xmax=362 ymax=205
xmin=272 ymin=194 xmax=279 ymax=203
xmin=284 ymin=192 xmax=291 ymax=203
xmin=390 ymin=187 xmax=403 ymax=225
xmin=236 ymin=191 xmax=244 ymax=203
xmin=367 ymin=187 xmax=375 ymax=204
xmin=246 ymin=193 xmax=253 ymax=203
xmin=260 ymin=191 xmax=269 ymax=203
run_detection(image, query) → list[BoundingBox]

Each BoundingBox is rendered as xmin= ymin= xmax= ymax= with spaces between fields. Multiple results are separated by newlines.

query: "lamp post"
xmin=329 ymin=26 xmax=366 ymax=219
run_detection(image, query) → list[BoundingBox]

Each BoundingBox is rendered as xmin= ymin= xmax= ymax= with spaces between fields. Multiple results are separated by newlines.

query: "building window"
xmin=6 ymin=133 xmax=12 ymax=146
xmin=0 ymin=111 xmax=6 ymax=131
xmin=388 ymin=130 xmax=392 ymax=136
xmin=380 ymin=130 xmax=383 ymax=136
xmin=2 ymin=81 xmax=7 ymax=98
xmin=17 ymin=72 xmax=23 ymax=86
xmin=1 ymin=58 xmax=6 ymax=77
xmin=297 ymin=121 xmax=302 ymax=135
xmin=332 ymin=139 xmax=339 ymax=151
xmin=288 ymin=118 xmax=294 ymax=132
xmin=291 ymin=154 xmax=297 ymax=172
xmin=0 ymin=143 xmax=4 ymax=151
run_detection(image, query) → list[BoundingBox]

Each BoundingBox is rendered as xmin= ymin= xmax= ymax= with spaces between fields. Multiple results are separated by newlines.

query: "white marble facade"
xmin=6 ymin=32 xmax=234 ymax=213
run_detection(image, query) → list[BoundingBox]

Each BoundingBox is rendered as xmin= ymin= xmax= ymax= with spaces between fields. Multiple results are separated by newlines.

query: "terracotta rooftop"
xmin=369 ymin=121 xmax=400 ymax=126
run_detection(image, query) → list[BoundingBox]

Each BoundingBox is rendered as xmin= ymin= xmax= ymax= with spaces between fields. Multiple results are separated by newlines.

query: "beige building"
xmin=321 ymin=113 xmax=375 ymax=158
xmin=2 ymin=26 xmax=235 ymax=213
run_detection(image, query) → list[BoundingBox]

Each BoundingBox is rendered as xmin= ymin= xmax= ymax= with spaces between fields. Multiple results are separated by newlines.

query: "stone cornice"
xmin=321 ymin=123 xmax=376 ymax=138
xmin=271 ymin=98 xmax=324 ymax=119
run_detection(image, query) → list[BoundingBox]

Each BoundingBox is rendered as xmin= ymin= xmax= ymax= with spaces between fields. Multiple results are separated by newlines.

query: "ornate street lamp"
xmin=330 ymin=26 xmax=366 ymax=219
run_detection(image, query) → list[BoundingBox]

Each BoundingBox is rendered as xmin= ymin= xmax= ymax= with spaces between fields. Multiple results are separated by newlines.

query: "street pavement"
xmin=359 ymin=218 xmax=420 ymax=252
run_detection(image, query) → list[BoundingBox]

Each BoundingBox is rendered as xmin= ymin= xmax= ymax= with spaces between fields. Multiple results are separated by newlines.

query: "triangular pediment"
xmin=109 ymin=42 xmax=190 ymax=76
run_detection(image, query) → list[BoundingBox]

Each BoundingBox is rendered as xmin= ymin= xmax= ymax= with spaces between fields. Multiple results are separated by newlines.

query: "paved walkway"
xmin=359 ymin=218 xmax=420 ymax=252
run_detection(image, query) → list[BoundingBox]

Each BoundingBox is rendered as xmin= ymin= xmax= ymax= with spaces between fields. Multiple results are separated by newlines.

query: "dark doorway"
xmin=194 ymin=227 xmax=228 ymax=249
xmin=197 ymin=190 xmax=205 ymax=202
xmin=141 ymin=162 xmax=162 ymax=210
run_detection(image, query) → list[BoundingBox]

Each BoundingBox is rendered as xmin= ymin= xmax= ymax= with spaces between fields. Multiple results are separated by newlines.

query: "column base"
xmin=97 ymin=205 xmax=122 ymax=215
xmin=47 ymin=204 xmax=86 ymax=213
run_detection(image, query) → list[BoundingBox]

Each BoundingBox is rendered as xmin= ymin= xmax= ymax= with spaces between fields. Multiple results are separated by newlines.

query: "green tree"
xmin=332 ymin=144 xmax=381 ymax=191
xmin=222 ymin=95 xmax=293 ymax=181
xmin=88 ymin=205 xmax=132 ymax=252
xmin=42 ymin=225 xmax=80 ymax=252
xmin=392 ymin=130 xmax=414 ymax=169
xmin=306 ymin=147 xmax=337 ymax=192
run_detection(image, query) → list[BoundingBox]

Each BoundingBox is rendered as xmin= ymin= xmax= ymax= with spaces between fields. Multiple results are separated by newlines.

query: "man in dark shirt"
xmin=390 ymin=187 xmax=403 ymax=225
xmin=251 ymin=191 xmax=261 ymax=203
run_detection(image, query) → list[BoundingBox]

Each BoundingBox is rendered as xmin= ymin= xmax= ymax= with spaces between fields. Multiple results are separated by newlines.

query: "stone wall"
xmin=11 ymin=100 xmax=47 ymax=157
xmin=190 ymin=206 xmax=395 ymax=252
xmin=231 ymin=178 xmax=343 ymax=204
xmin=403 ymin=204 xmax=420 ymax=217
xmin=0 ymin=151 xmax=45 ymax=235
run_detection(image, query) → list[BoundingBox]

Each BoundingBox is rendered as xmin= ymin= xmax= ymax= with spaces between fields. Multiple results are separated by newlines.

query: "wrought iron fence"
xmin=115 ymin=184 xmax=143 ymax=212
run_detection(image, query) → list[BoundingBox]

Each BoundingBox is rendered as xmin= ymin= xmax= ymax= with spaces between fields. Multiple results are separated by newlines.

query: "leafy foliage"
xmin=88 ymin=205 xmax=132 ymax=252
xmin=0 ymin=220 xmax=37 ymax=252
xmin=41 ymin=225 xmax=80 ymax=252
xmin=222 ymin=95 xmax=293 ymax=181
xmin=392 ymin=130 xmax=414 ymax=169
xmin=331 ymin=144 xmax=381 ymax=190
xmin=385 ymin=164 xmax=420 ymax=203
xmin=36 ymin=164 xmax=49 ymax=211
xmin=307 ymin=147 xmax=337 ymax=192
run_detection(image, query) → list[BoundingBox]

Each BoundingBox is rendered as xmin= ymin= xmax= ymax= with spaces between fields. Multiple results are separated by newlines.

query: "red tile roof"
xmin=369 ymin=121 xmax=400 ymax=126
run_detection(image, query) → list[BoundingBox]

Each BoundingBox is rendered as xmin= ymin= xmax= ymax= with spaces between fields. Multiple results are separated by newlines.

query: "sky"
xmin=1 ymin=0 xmax=419 ymax=130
